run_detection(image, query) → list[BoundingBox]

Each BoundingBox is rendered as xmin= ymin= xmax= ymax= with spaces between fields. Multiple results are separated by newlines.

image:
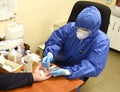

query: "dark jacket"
xmin=0 ymin=73 xmax=33 ymax=90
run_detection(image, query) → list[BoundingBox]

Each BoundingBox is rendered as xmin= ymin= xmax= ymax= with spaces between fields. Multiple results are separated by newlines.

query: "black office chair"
xmin=67 ymin=1 xmax=111 ymax=34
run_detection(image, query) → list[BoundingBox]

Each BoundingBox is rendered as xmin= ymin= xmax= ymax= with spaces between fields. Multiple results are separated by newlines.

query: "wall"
xmin=0 ymin=0 xmax=116 ymax=52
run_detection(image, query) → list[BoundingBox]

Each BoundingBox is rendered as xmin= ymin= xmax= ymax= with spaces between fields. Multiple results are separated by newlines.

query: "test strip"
xmin=50 ymin=65 xmax=56 ymax=69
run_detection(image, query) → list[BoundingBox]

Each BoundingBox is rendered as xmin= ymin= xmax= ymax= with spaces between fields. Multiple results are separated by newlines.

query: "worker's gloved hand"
xmin=50 ymin=68 xmax=71 ymax=77
xmin=42 ymin=52 xmax=53 ymax=69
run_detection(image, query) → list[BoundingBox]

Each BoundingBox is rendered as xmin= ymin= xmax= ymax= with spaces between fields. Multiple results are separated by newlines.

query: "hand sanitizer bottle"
xmin=8 ymin=48 xmax=17 ymax=62
xmin=24 ymin=53 xmax=33 ymax=72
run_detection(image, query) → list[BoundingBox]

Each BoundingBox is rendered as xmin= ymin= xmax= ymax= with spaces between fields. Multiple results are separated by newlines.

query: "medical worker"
xmin=42 ymin=6 xmax=110 ymax=82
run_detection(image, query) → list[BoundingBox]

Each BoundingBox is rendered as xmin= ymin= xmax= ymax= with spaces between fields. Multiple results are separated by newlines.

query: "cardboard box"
xmin=0 ymin=59 xmax=23 ymax=73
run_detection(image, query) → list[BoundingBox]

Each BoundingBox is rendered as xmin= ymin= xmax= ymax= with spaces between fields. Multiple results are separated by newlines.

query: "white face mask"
xmin=76 ymin=28 xmax=91 ymax=39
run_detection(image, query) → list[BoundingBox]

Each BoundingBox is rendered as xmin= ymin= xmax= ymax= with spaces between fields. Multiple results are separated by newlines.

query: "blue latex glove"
xmin=50 ymin=68 xmax=66 ymax=77
xmin=42 ymin=52 xmax=53 ymax=69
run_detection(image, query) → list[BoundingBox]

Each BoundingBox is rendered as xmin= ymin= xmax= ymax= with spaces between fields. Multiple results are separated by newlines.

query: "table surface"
xmin=1 ymin=76 xmax=84 ymax=92
xmin=0 ymin=57 xmax=84 ymax=92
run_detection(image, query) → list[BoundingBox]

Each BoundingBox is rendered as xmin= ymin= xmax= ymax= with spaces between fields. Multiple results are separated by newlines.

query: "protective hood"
xmin=75 ymin=6 xmax=101 ymax=33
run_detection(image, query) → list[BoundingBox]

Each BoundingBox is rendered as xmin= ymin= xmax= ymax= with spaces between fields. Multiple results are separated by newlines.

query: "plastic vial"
xmin=17 ymin=46 xmax=22 ymax=62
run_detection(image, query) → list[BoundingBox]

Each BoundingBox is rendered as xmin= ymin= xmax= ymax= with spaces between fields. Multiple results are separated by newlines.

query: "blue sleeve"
xmin=64 ymin=38 xmax=110 ymax=79
xmin=44 ymin=23 xmax=74 ymax=59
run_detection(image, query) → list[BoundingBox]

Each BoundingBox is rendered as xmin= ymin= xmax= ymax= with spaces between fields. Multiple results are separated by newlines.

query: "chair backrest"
xmin=67 ymin=1 xmax=111 ymax=34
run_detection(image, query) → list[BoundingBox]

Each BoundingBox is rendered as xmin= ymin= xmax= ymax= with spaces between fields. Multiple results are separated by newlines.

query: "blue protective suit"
xmin=44 ymin=6 xmax=110 ymax=80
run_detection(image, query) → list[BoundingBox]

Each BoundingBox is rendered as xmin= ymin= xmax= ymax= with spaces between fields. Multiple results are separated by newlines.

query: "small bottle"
xmin=8 ymin=48 xmax=17 ymax=62
xmin=24 ymin=53 xmax=33 ymax=72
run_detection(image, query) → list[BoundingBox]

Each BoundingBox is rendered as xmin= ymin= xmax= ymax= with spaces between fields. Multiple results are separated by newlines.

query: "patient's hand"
xmin=32 ymin=65 xmax=52 ymax=82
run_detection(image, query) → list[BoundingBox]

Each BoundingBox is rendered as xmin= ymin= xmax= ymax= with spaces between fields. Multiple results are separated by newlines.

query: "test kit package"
xmin=0 ymin=59 xmax=23 ymax=73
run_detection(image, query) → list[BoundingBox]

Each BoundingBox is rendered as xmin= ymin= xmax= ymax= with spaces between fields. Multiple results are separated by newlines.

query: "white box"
xmin=0 ymin=59 xmax=23 ymax=73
